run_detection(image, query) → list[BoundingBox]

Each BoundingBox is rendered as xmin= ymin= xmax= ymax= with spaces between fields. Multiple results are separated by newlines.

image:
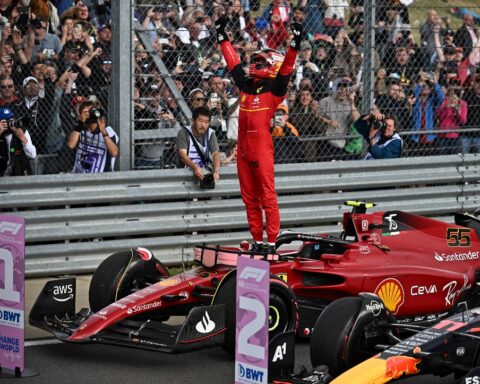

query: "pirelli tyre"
xmin=89 ymin=248 xmax=170 ymax=313
xmin=213 ymin=274 xmax=298 ymax=356
xmin=310 ymin=297 xmax=367 ymax=376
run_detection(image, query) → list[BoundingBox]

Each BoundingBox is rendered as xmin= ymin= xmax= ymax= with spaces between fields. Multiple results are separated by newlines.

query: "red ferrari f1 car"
xmin=29 ymin=202 xmax=480 ymax=364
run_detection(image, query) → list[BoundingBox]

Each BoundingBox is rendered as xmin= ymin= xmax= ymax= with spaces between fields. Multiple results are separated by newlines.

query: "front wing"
xmin=29 ymin=278 xmax=226 ymax=353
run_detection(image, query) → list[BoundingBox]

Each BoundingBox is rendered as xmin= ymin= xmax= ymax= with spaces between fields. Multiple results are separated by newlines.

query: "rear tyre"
xmin=213 ymin=275 xmax=297 ymax=356
xmin=89 ymin=249 xmax=169 ymax=313
xmin=310 ymin=297 xmax=363 ymax=376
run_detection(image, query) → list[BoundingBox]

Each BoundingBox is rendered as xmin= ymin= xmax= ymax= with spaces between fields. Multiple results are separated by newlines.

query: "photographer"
xmin=67 ymin=101 xmax=119 ymax=173
xmin=176 ymin=107 xmax=220 ymax=188
xmin=0 ymin=107 xmax=36 ymax=176
xmin=354 ymin=112 xmax=403 ymax=160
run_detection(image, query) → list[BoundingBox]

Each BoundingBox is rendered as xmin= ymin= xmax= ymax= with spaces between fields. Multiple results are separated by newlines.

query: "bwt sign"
xmin=0 ymin=215 xmax=25 ymax=372
xmin=235 ymin=257 xmax=269 ymax=384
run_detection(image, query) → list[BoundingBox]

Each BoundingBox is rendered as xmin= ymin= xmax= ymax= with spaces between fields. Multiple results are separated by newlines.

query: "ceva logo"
xmin=195 ymin=310 xmax=215 ymax=333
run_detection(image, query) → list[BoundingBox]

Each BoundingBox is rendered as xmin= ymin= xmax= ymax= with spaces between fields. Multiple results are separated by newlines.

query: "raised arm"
xmin=270 ymin=23 xmax=303 ymax=96
xmin=215 ymin=16 xmax=247 ymax=91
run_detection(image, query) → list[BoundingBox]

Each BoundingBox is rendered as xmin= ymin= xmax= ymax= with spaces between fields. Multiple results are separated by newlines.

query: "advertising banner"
xmin=235 ymin=257 xmax=269 ymax=384
xmin=0 ymin=215 xmax=25 ymax=371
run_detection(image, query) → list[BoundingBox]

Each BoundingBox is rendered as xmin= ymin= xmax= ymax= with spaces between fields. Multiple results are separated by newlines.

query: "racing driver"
xmin=215 ymin=17 xmax=304 ymax=253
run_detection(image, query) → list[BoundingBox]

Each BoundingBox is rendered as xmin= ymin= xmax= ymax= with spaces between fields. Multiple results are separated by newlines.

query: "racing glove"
xmin=290 ymin=23 xmax=304 ymax=50
xmin=215 ymin=16 xmax=229 ymax=43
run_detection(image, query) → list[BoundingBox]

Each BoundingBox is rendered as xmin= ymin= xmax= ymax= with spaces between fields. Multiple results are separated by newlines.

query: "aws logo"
xmin=374 ymin=278 xmax=405 ymax=314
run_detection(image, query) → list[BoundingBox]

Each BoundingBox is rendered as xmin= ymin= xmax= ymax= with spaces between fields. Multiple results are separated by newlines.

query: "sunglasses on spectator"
xmin=192 ymin=97 xmax=205 ymax=101
xmin=0 ymin=84 xmax=14 ymax=89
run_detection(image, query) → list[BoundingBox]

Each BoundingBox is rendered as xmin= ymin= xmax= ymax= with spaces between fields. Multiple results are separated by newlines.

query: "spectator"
xmin=408 ymin=74 xmax=445 ymax=156
xmin=454 ymin=13 xmax=478 ymax=59
xmin=0 ymin=75 xmax=18 ymax=106
xmin=294 ymin=41 xmax=319 ymax=90
xmin=175 ymin=106 xmax=221 ymax=184
xmin=310 ymin=40 xmax=334 ymax=99
xmin=0 ymin=106 xmax=36 ymax=176
xmin=323 ymin=0 xmax=349 ymax=37
xmin=385 ymin=47 xmax=417 ymax=88
xmin=461 ymin=74 xmax=480 ymax=154
xmin=271 ymin=103 xmax=304 ymax=163
xmin=207 ymin=75 xmax=230 ymax=145
xmin=59 ymin=14 xmax=75 ymax=46
xmin=374 ymin=77 xmax=414 ymax=131
xmin=354 ymin=112 xmax=403 ymax=159
xmin=27 ymin=17 xmax=62 ymax=63
xmin=435 ymin=77 xmax=467 ymax=155
xmin=290 ymin=87 xmax=324 ymax=161
xmin=142 ymin=6 xmax=172 ymax=44
xmin=318 ymin=79 xmax=360 ymax=160
xmin=94 ymin=23 xmax=111 ymax=58
xmin=67 ymin=100 xmax=119 ymax=173
xmin=188 ymin=88 xmax=207 ymax=110
xmin=300 ymin=0 xmax=324 ymax=36
xmin=420 ymin=9 xmax=441 ymax=57
xmin=13 ymin=76 xmax=54 ymax=156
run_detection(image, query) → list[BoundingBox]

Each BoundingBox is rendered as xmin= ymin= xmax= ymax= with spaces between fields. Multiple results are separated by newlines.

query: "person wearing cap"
xmin=94 ymin=23 xmax=111 ymax=57
xmin=295 ymin=41 xmax=319 ymax=90
xmin=435 ymin=77 xmax=467 ymax=155
xmin=0 ymin=107 xmax=36 ymax=176
xmin=67 ymin=100 xmax=119 ymax=173
xmin=28 ymin=18 xmax=62 ymax=62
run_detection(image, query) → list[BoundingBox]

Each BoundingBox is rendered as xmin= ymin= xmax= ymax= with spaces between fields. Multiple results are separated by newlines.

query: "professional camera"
xmin=369 ymin=114 xmax=386 ymax=131
xmin=5 ymin=116 xmax=28 ymax=133
xmin=86 ymin=108 xmax=105 ymax=124
xmin=200 ymin=172 xmax=215 ymax=189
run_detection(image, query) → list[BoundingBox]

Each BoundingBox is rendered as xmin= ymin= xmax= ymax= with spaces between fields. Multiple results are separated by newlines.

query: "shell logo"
xmin=374 ymin=278 xmax=405 ymax=314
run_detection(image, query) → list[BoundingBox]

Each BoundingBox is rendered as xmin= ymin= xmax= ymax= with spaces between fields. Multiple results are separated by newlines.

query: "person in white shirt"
xmin=0 ymin=107 xmax=36 ymax=176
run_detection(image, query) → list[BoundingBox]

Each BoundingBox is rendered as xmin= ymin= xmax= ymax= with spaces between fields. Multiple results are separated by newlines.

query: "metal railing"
xmin=2 ymin=154 xmax=479 ymax=277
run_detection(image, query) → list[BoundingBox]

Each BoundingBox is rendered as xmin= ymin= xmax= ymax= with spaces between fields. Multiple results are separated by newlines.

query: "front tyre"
xmin=310 ymin=297 xmax=363 ymax=376
xmin=213 ymin=274 xmax=297 ymax=356
xmin=89 ymin=248 xmax=170 ymax=312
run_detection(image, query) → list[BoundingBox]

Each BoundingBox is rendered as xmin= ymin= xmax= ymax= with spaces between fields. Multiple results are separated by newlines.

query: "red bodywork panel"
xmin=70 ymin=210 xmax=480 ymax=340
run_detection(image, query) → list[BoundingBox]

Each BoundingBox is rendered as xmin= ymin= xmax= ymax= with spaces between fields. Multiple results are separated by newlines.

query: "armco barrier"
xmin=1 ymin=154 xmax=479 ymax=277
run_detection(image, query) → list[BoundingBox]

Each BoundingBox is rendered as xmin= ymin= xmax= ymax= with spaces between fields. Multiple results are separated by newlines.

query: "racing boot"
xmin=260 ymin=242 xmax=276 ymax=254
xmin=249 ymin=242 xmax=264 ymax=253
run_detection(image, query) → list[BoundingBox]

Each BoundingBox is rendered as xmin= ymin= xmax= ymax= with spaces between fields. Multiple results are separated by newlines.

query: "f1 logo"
xmin=0 ymin=221 xmax=22 ymax=235
xmin=239 ymin=267 xmax=266 ymax=282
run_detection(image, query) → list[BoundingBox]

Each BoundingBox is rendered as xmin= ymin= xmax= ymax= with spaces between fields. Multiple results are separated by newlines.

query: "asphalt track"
xmin=19 ymin=339 xmax=460 ymax=384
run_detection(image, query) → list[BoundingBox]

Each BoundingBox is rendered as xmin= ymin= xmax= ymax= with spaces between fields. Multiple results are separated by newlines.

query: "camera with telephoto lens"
xmin=200 ymin=172 xmax=215 ymax=189
xmin=6 ymin=116 xmax=28 ymax=133
xmin=86 ymin=108 xmax=105 ymax=124
xmin=369 ymin=114 xmax=386 ymax=131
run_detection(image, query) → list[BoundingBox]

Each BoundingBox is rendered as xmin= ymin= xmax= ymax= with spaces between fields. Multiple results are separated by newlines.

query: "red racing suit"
xmin=219 ymin=42 xmax=298 ymax=243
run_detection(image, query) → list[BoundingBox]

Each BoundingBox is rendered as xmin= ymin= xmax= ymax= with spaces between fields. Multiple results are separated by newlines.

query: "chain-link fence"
xmin=2 ymin=1 xmax=480 ymax=176
xmin=0 ymin=1 xmax=113 ymax=175
xmin=132 ymin=0 xmax=480 ymax=169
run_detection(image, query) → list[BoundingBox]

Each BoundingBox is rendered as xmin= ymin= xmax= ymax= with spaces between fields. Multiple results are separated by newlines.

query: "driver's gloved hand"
xmin=290 ymin=22 xmax=304 ymax=50
xmin=215 ymin=16 xmax=229 ymax=43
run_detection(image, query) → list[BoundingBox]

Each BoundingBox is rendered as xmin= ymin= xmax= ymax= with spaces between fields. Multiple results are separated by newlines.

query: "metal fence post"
xmin=363 ymin=0 xmax=376 ymax=115
xmin=111 ymin=1 xmax=134 ymax=171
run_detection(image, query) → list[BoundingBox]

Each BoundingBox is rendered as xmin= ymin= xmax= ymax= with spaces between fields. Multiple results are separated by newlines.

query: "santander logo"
xmin=195 ymin=311 xmax=215 ymax=334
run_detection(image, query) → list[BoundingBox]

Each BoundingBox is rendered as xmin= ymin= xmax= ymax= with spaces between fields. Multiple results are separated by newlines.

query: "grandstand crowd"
xmin=1 ymin=0 xmax=480 ymax=175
